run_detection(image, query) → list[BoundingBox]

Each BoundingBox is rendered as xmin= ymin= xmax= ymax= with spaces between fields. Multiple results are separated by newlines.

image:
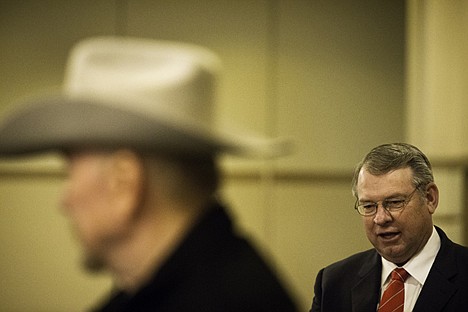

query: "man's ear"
xmin=107 ymin=149 xmax=145 ymax=222
xmin=425 ymin=182 xmax=439 ymax=215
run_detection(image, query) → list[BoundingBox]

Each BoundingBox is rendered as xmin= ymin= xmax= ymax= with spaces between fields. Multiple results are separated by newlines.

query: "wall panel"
xmin=0 ymin=0 xmax=117 ymax=110
xmin=276 ymin=0 xmax=405 ymax=172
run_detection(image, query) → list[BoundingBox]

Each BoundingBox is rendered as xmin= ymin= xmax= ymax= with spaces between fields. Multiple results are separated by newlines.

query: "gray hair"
xmin=351 ymin=143 xmax=434 ymax=197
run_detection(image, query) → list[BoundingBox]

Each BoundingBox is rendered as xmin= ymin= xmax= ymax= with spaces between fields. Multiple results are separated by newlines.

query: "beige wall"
xmin=406 ymin=0 xmax=468 ymax=245
xmin=0 ymin=1 xmax=406 ymax=311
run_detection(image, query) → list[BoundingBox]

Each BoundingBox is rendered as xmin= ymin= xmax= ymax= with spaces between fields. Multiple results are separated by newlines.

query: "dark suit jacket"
xmin=310 ymin=226 xmax=468 ymax=312
xmin=94 ymin=202 xmax=298 ymax=312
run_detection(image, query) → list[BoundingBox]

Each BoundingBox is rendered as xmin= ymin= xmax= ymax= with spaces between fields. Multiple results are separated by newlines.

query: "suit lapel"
xmin=351 ymin=251 xmax=381 ymax=312
xmin=413 ymin=267 xmax=457 ymax=311
xmin=413 ymin=227 xmax=458 ymax=312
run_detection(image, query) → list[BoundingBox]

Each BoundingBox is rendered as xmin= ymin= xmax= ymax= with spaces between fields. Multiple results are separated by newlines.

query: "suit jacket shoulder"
xmin=413 ymin=226 xmax=468 ymax=311
xmin=311 ymin=249 xmax=381 ymax=312
xmin=95 ymin=203 xmax=298 ymax=312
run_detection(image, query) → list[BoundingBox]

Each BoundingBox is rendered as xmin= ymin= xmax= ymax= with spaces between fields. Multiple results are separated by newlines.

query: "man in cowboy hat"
xmin=0 ymin=37 xmax=297 ymax=312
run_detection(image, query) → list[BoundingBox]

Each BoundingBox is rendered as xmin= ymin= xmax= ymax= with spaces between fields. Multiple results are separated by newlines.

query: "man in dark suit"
xmin=310 ymin=143 xmax=468 ymax=312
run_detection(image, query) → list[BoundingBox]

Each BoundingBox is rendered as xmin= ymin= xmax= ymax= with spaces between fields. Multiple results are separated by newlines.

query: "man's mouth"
xmin=378 ymin=231 xmax=400 ymax=240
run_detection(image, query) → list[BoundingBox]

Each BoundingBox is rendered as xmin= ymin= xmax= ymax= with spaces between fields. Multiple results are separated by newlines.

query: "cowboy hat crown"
xmin=0 ymin=36 xmax=291 ymax=158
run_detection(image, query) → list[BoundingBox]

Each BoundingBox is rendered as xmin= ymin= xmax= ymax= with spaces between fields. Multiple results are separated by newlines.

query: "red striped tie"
xmin=378 ymin=268 xmax=409 ymax=312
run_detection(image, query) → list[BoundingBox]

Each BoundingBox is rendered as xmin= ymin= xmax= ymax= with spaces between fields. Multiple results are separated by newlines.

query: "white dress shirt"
xmin=380 ymin=226 xmax=441 ymax=311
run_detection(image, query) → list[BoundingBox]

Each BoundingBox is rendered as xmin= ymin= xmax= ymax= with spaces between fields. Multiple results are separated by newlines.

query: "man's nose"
xmin=373 ymin=203 xmax=392 ymax=225
xmin=59 ymin=180 xmax=72 ymax=216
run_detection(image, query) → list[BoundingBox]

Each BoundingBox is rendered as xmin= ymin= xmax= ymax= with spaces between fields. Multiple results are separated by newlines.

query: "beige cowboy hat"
xmin=0 ymin=36 xmax=291 ymax=158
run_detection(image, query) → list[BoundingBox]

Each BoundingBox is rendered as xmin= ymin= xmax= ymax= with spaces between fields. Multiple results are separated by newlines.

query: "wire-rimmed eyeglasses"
xmin=354 ymin=187 xmax=420 ymax=216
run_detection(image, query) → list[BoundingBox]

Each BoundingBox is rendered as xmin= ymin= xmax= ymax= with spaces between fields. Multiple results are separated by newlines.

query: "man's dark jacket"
xmin=310 ymin=226 xmax=468 ymax=312
xmin=94 ymin=202 xmax=298 ymax=312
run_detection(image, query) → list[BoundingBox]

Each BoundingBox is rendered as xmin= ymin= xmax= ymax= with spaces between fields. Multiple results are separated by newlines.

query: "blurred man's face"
xmin=61 ymin=150 xmax=118 ymax=271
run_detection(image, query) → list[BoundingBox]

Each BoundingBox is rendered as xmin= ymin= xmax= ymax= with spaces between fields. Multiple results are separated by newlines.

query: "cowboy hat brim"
xmin=0 ymin=96 xmax=292 ymax=159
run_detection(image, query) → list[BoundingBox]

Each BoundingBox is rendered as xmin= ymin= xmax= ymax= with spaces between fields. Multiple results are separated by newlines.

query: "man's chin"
xmin=377 ymin=246 xmax=410 ymax=265
xmin=82 ymin=254 xmax=107 ymax=273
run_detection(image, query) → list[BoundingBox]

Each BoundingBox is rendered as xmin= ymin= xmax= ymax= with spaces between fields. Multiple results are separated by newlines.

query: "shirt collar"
xmin=380 ymin=226 xmax=441 ymax=286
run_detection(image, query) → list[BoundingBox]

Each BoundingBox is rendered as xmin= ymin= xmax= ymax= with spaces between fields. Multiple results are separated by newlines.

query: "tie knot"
xmin=391 ymin=268 xmax=409 ymax=282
